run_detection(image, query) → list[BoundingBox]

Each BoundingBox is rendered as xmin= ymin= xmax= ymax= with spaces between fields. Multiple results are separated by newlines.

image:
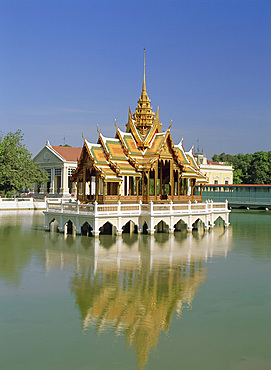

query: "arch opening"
xmin=192 ymin=218 xmax=205 ymax=231
xmin=65 ymin=220 xmax=75 ymax=235
xmin=155 ymin=220 xmax=169 ymax=233
xmin=49 ymin=218 xmax=59 ymax=232
xmin=81 ymin=222 xmax=93 ymax=237
xmin=174 ymin=219 xmax=187 ymax=232
xmin=122 ymin=220 xmax=137 ymax=234
xmin=214 ymin=216 xmax=225 ymax=227
xmin=99 ymin=221 xmax=115 ymax=235
xmin=142 ymin=222 xmax=148 ymax=234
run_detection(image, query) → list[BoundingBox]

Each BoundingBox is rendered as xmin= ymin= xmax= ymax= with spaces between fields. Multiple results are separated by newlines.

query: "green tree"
xmin=0 ymin=130 xmax=48 ymax=195
xmin=233 ymin=168 xmax=243 ymax=184
xmin=212 ymin=154 xmax=220 ymax=162
xmin=212 ymin=151 xmax=271 ymax=184
xmin=249 ymin=151 xmax=271 ymax=184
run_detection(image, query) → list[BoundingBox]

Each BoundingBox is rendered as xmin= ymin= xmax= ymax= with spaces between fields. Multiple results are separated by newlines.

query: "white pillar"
xmin=117 ymin=217 xmax=122 ymax=235
xmin=187 ymin=179 xmax=191 ymax=196
xmin=187 ymin=214 xmax=193 ymax=232
xmin=169 ymin=215 xmax=174 ymax=233
xmin=59 ymin=168 xmax=64 ymax=195
xmin=49 ymin=168 xmax=55 ymax=194
xmin=61 ymin=166 xmax=70 ymax=195
xmin=126 ymin=176 xmax=129 ymax=195
xmin=93 ymin=201 xmax=99 ymax=237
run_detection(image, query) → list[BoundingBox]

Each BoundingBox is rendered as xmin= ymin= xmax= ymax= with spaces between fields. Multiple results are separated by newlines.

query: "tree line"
xmin=212 ymin=152 xmax=271 ymax=184
xmin=0 ymin=130 xmax=48 ymax=196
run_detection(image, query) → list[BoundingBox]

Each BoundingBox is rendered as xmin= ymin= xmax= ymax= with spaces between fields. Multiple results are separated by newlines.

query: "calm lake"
xmin=0 ymin=210 xmax=271 ymax=370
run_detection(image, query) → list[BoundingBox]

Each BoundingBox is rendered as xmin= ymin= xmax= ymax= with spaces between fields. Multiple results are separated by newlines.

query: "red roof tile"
xmin=52 ymin=146 xmax=82 ymax=161
xmin=207 ymin=160 xmax=222 ymax=165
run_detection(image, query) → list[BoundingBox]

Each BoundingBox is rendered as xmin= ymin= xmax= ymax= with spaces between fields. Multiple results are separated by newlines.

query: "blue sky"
xmin=1 ymin=0 xmax=270 ymax=158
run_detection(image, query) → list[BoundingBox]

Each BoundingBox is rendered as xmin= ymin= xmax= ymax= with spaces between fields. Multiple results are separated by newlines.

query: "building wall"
xmin=200 ymin=165 xmax=233 ymax=184
xmin=194 ymin=154 xmax=233 ymax=185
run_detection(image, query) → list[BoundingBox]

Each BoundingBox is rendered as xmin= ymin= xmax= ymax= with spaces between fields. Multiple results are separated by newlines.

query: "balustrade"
xmin=45 ymin=199 xmax=229 ymax=217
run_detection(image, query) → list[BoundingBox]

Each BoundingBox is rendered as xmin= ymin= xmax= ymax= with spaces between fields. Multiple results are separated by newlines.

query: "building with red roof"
xmin=33 ymin=141 xmax=81 ymax=196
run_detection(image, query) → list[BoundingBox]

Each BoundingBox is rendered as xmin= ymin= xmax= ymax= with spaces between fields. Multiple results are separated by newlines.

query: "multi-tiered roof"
xmin=73 ymin=51 xmax=207 ymax=186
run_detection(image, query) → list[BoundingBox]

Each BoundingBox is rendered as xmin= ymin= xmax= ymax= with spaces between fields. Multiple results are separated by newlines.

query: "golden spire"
xmin=132 ymin=49 xmax=155 ymax=140
xmin=126 ymin=50 xmax=162 ymax=146
xmin=143 ymin=48 xmax=146 ymax=92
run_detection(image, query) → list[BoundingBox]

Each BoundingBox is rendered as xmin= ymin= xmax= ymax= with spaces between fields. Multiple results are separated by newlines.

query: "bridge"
xmin=198 ymin=184 xmax=271 ymax=209
xmin=44 ymin=199 xmax=230 ymax=237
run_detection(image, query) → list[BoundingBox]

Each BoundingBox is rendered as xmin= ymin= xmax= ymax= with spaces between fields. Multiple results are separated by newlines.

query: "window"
xmin=55 ymin=168 xmax=61 ymax=176
xmin=214 ymin=180 xmax=218 ymax=184
xmin=225 ymin=180 xmax=229 ymax=184
xmin=68 ymin=168 xmax=73 ymax=176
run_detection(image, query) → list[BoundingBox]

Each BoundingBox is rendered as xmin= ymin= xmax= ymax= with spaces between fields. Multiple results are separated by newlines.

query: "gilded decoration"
xmin=71 ymin=51 xmax=208 ymax=203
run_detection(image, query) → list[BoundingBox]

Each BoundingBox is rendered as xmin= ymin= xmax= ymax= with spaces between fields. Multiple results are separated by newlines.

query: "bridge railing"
xmin=151 ymin=200 xmax=228 ymax=215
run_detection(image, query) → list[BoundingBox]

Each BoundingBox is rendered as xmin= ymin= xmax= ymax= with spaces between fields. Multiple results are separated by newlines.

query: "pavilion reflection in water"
xmin=45 ymin=227 xmax=232 ymax=369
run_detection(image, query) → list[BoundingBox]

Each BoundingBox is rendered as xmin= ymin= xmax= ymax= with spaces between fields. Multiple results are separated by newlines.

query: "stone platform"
xmin=44 ymin=199 xmax=230 ymax=237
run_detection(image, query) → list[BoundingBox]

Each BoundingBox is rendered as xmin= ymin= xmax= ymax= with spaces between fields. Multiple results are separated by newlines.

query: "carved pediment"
xmin=33 ymin=147 xmax=63 ymax=165
xmin=159 ymin=142 xmax=172 ymax=158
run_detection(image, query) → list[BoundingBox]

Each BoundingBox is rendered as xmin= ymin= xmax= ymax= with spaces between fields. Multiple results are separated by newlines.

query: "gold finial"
xmin=97 ymin=124 xmax=100 ymax=133
xmin=191 ymin=144 xmax=194 ymax=151
xmin=82 ymin=131 xmax=85 ymax=139
xmin=114 ymin=119 xmax=117 ymax=128
xmin=181 ymin=137 xmax=183 ymax=144
xmin=143 ymin=48 xmax=146 ymax=92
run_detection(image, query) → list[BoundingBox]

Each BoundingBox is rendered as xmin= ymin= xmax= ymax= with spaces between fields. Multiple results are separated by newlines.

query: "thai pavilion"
xmin=71 ymin=53 xmax=208 ymax=204
xmin=44 ymin=53 xmax=230 ymax=236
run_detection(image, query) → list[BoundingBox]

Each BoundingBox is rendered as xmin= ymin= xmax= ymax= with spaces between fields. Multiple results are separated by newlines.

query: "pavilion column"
xmin=184 ymin=179 xmax=187 ymax=195
xmin=76 ymin=179 xmax=80 ymax=200
xmin=142 ymin=172 xmax=146 ymax=198
xmin=129 ymin=177 xmax=132 ymax=196
xmin=95 ymin=174 xmax=99 ymax=201
xmin=192 ymin=179 xmax=196 ymax=196
xmin=83 ymin=168 xmax=86 ymax=201
xmin=154 ymin=161 xmax=158 ymax=201
xmin=192 ymin=179 xmax=195 ymax=196
xmin=102 ymin=180 xmax=105 ymax=203
xmin=159 ymin=161 xmax=163 ymax=196
xmin=170 ymin=161 xmax=174 ymax=200
xmin=178 ymin=169 xmax=181 ymax=200
xmin=147 ymin=171 xmax=150 ymax=203
xmin=136 ymin=177 xmax=139 ymax=201
xmin=117 ymin=182 xmax=120 ymax=201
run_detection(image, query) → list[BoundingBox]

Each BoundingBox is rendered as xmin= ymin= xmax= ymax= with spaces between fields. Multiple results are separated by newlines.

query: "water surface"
xmin=0 ymin=210 xmax=271 ymax=369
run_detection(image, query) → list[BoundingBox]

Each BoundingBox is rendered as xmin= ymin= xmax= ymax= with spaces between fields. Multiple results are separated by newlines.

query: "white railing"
xmin=0 ymin=197 xmax=34 ymax=202
xmin=0 ymin=197 xmax=51 ymax=210
xmin=45 ymin=199 xmax=229 ymax=216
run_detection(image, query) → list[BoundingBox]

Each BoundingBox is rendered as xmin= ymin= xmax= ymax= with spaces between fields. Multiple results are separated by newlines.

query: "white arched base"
xmin=44 ymin=200 xmax=230 ymax=237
